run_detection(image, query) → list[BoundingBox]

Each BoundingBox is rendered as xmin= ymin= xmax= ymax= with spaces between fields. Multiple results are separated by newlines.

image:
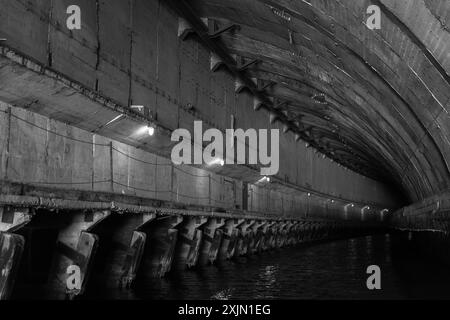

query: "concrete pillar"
xmin=0 ymin=206 xmax=30 ymax=300
xmin=309 ymin=221 xmax=319 ymax=241
xmin=257 ymin=222 xmax=269 ymax=252
xmin=0 ymin=232 xmax=25 ymax=300
xmin=85 ymin=212 xmax=155 ymax=293
xmin=217 ymin=219 xmax=243 ymax=261
xmin=47 ymin=210 xmax=111 ymax=299
xmin=287 ymin=221 xmax=300 ymax=245
xmin=329 ymin=222 xmax=337 ymax=239
xmin=270 ymin=221 xmax=279 ymax=248
xmin=301 ymin=221 xmax=310 ymax=241
xmin=293 ymin=221 xmax=300 ymax=243
xmin=173 ymin=216 xmax=208 ymax=270
xmin=309 ymin=222 xmax=318 ymax=241
xmin=297 ymin=221 xmax=306 ymax=243
xmin=314 ymin=222 xmax=325 ymax=240
xmin=282 ymin=221 xmax=294 ymax=247
xmin=275 ymin=221 xmax=288 ymax=248
xmin=322 ymin=222 xmax=332 ymax=240
xmin=249 ymin=221 xmax=266 ymax=254
xmin=138 ymin=215 xmax=183 ymax=279
xmin=265 ymin=221 xmax=278 ymax=250
xmin=235 ymin=220 xmax=255 ymax=257
xmin=295 ymin=221 xmax=303 ymax=244
xmin=0 ymin=206 xmax=33 ymax=232
xmin=198 ymin=217 xmax=225 ymax=266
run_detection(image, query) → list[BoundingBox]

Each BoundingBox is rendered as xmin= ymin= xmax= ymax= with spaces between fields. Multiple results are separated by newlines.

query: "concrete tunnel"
xmin=0 ymin=0 xmax=449 ymax=300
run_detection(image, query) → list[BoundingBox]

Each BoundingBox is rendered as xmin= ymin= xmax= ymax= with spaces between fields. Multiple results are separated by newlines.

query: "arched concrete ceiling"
xmin=181 ymin=0 xmax=450 ymax=203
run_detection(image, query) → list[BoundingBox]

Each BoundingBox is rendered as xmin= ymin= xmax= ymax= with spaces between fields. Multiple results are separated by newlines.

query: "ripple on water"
xmin=102 ymin=234 xmax=450 ymax=300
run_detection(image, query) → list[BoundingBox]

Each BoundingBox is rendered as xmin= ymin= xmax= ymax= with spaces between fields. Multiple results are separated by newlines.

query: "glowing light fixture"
xmin=208 ymin=158 xmax=225 ymax=167
xmin=147 ymin=126 xmax=155 ymax=136
xmin=256 ymin=176 xmax=271 ymax=184
xmin=136 ymin=125 xmax=156 ymax=136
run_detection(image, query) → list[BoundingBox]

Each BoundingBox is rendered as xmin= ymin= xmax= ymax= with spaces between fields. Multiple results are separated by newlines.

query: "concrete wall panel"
xmin=50 ymin=0 xmax=98 ymax=89
xmin=0 ymin=103 xmax=9 ymax=179
xmin=0 ymin=0 xmax=50 ymax=64
xmin=97 ymin=0 xmax=131 ymax=106
xmin=8 ymin=108 xmax=48 ymax=184
xmin=93 ymin=135 xmax=112 ymax=192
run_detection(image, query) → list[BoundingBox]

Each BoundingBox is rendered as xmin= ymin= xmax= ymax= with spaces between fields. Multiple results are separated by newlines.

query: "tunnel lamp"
xmin=208 ymin=158 xmax=225 ymax=166
xmin=380 ymin=209 xmax=389 ymax=221
xmin=361 ymin=205 xmax=371 ymax=221
xmin=148 ymin=126 xmax=155 ymax=136
xmin=256 ymin=176 xmax=270 ymax=184
xmin=307 ymin=193 xmax=311 ymax=197
xmin=136 ymin=125 xmax=155 ymax=137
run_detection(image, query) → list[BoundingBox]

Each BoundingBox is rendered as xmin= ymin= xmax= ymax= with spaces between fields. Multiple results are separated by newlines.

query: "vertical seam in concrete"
xmin=46 ymin=0 xmax=54 ymax=67
xmin=177 ymin=60 xmax=181 ymax=128
xmin=128 ymin=0 xmax=134 ymax=107
xmin=45 ymin=118 xmax=50 ymax=181
xmin=177 ymin=24 xmax=182 ymax=129
xmin=170 ymin=164 xmax=174 ymax=202
xmin=110 ymin=141 xmax=114 ymax=192
xmin=208 ymin=174 xmax=211 ymax=206
xmin=127 ymin=146 xmax=131 ymax=192
xmin=95 ymin=0 xmax=101 ymax=91
xmin=3 ymin=106 xmax=11 ymax=180
xmin=155 ymin=157 xmax=158 ymax=199
xmin=156 ymin=0 xmax=160 ymax=81
xmin=92 ymin=135 xmax=95 ymax=191
xmin=155 ymin=0 xmax=161 ymax=119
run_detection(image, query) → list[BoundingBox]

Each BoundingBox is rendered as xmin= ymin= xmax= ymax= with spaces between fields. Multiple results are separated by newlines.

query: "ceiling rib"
xmin=165 ymin=0 xmax=380 ymax=178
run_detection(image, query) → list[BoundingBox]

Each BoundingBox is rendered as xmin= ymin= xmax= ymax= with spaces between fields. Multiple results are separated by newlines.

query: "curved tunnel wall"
xmin=185 ymin=0 xmax=450 ymax=203
xmin=2 ymin=0 xmax=448 ymax=300
xmin=0 ymin=0 xmax=401 ymax=213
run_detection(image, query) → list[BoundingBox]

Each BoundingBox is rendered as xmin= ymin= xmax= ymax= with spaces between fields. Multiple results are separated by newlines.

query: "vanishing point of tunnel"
xmin=0 ymin=0 xmax=449 ymax=300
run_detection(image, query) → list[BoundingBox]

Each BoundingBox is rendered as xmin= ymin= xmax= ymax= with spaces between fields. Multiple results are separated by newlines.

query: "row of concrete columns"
xmin=0 ymin=207 xmax=373 ymax=300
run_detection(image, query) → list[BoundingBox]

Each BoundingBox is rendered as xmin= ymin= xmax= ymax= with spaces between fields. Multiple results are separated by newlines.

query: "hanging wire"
xmin=2 ymin=108 xmax=300 ymax=212
xmin=20 ymin=179 xmax=112 ymax=186
xmin=3 ymin=110 xmax=110 ymax=147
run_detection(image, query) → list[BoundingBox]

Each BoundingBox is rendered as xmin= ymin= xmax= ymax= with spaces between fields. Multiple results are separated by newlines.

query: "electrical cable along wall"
xmin=0 ymin=102 xmax=390 ymax=218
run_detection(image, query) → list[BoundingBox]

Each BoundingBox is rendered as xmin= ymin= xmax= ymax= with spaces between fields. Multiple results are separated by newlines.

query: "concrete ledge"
xmin=391 ymin=191 xmax=450 ymax=232
xmin=0 ymin=180 xmax=364 ymax=223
